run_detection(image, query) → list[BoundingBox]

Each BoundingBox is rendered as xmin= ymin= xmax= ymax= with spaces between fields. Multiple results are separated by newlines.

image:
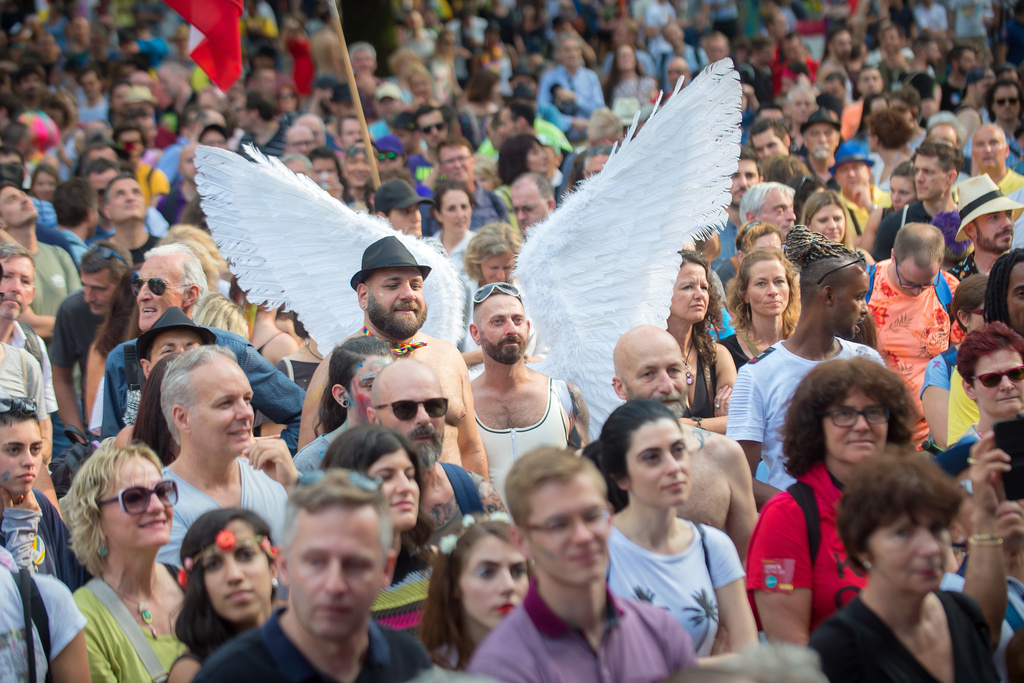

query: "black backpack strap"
xmin=123 ymin=342 xmax=144 ymax=391
xmin=787 ymin=481 xmax=821 ymax=568
xmin=19 ymin=323 xmax=43 ymax=369
xmin=16 ymin=568 xmax=51 ymax=682
xmin=695 ymin=523 xmax=713 ymax=579
xmin=440 ymin=462 xmax=484 ymax=514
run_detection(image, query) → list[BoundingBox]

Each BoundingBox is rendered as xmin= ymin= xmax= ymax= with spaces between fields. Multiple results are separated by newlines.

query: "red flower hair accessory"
xmin=177 ymin=568 xmax=188 ymax=589
xmin=259 ymin=536 xmax=277 ymax=559
xmin=215 ymin=529 xmax=236 ymax=551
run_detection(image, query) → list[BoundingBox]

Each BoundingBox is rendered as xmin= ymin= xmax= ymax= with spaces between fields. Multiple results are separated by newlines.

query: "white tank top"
xmin=477 ymin=378 xmax=571 ymax=501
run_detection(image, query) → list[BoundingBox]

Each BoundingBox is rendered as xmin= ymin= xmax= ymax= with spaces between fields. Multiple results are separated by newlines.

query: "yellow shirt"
xmin=842 ymin=185 xmax=891 ymax=236
xmin=947 ymin=367 xmax=980 ymax=445
xmin=999 ymin=170 xmax=1024 ymax=222
xmin=135 ymin=163 xmax=170 ymax=206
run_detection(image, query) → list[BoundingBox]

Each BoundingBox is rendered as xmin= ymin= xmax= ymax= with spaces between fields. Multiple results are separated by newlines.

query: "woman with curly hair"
xmin=745 ymin=357 xmax=917 ymax=645
xmin=419 ymin=516 xmax=528 ymax=669
xmin=720 ymin=247 xmax=800 ymax=369
xmin=865 ymin=108 xmax=914 ymax=191
xmin=167 ymin=508 xmax=277 ymax=683
xmin=668 ymin=250 xmax=737 ymax=433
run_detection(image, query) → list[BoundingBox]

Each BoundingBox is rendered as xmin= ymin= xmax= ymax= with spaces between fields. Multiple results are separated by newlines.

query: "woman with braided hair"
xmin=726 ymin=225 xmax=887 ymax=508
xmin=947 ymin=249 xmax=1024 ymax=443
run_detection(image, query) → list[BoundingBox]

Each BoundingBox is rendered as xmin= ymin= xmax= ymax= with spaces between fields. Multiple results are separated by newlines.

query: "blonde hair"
xmin=192 ymin=293 xmax=248 ymax=337
xmin=474 ymin=154 xmax=500 ymax=190
xmin=161 ymin=225 xmax=228 ymax=292
xmin=464 ymin=222 xmax=522 ymax=283
xmin=801 ymin=190 xmax=856 ymax=250
xmin=64 ymin=443 xmax=164 ymax=576
xmin=726 ymin=247 xmax=800 ymax=340
xmin=504 ymin=447 xmax=606 ymax=527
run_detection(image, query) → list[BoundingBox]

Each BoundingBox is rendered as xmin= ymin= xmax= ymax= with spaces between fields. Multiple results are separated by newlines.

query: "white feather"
xmin=515 ymin=60 xmax=742 ymax=438
xmin=194 ymin=145 xmax=467 ymax=350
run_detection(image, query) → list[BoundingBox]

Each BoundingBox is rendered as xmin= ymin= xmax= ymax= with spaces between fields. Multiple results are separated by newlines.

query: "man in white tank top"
xmin=469 ymin=283 xmax=590 ymax=499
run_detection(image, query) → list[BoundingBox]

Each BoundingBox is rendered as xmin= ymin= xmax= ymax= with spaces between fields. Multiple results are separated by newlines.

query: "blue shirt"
xmin=537 ymin=65 xmax=606 ymax=117
xmin=101 ymin=326 xmax=305 ymax=452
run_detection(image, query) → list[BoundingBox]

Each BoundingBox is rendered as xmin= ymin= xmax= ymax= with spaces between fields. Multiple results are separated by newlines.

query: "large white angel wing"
xmin=515 ymin=60 xmax=742 ymax=438
xmin=194 ymin=145 xmax=467 ymax=350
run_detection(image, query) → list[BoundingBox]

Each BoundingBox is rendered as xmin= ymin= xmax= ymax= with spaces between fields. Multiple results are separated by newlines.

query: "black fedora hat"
xmin=350 ymin=236 xmax=432 ymax=290
xmin=136 ymin=306 xmax=217 ymax=360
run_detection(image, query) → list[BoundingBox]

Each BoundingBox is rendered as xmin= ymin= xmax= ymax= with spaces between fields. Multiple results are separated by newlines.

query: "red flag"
xmin=164 ymin=0 xmax=243 ymax=92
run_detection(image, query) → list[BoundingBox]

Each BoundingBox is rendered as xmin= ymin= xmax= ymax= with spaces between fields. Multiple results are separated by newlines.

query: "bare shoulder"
xmin=683 ymin=425 xmax=747 ymax=470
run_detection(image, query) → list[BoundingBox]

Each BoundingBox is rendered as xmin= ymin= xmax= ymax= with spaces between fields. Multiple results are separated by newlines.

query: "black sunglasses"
xmin=0 ymin=396 xmax=36 ymax=415
xmin=373 ymin=397 xmax=448 ymax=421
xmin=132 ymin=277 xmax=185 ymax=297
xmin=86 ymin=245 xmax=129 ymax=268
xmin=99 ymin=480 xmax=178 ymax=514
xmin=420 ymin=122 xmax=445 ymax=133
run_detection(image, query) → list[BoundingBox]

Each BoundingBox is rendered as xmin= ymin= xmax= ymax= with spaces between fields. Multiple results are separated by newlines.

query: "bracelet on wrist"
xmin=969 ymin=533 xmax=1003 ymax=546
xmin=694 ymin=416 xmax=703 ymax=429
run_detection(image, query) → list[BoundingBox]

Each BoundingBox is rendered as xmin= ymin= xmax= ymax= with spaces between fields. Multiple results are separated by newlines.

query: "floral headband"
xmin=177 ymin=529 xmax=278 ymax=589
xmin=438 ymin=512 xmax=513 ymax=555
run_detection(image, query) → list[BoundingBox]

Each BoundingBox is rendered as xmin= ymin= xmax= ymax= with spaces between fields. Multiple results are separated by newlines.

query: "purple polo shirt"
xmin=467 ymin=579 xmax=697 ymax=682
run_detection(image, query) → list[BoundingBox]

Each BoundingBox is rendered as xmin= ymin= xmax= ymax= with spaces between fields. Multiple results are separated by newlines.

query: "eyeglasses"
xmin=99 ymin=480 xmax=178 ymax=514
xmin=132 ymin=277 xmax=186 ymax=297
xmin=824 ymin=406 xmax=890 ymax=426
xmin=86 ymin=245 xmax=130 ymax=269
xmin=815 ymin=253 xmax=866 ymax=285
xmin=420 ymin=122 xmax=446 ymax=134
xmin=996 ymin=98 xmax=1020 ymax=106
xmin=373 ymin=397 xmax=448 ymax=420
xmin=972 ymin=365 xmax=1024 ymax=388
xmin=893 ymin=257 xmax=938 ymax=292
xmin=441 ymin=154 xmax=472 ymax=167
xmin=0 ymin=396 xmax=36 ymax=415
xmin=473 ymin=282 xmax=521 ymax=304
xmin=525 ymin=507 xmax=611 ymax=537
xmin=377 ymin=151 xmax=399 ymax=161
xmin=513 ymin=202 xmax=538 ymax=215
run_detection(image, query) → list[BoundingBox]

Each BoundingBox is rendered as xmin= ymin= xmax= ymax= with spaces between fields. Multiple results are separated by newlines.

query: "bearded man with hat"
xmin=953 ymin=175 xmax=1024 ymax=278
xmin=299 ymin=235 xmax=490 ymax=479
xmin=801 ymin=107 xmax=842 ymax=185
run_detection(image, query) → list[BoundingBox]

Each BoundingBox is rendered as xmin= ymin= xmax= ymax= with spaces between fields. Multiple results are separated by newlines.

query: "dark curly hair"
xmin=985 ymin=249 xmax=1024 ymax=329
xmin=676 ymin=250 xmax=723 ymax=368
xmin=782 ymin=358 xmax=917 ymax=477
xmin=175 ymin=508 xmax=275 ymax=661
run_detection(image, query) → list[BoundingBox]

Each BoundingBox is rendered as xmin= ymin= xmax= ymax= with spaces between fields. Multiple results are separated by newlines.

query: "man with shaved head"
xmin=971 ymin=123 xmax=1024 ymax=196
xmin=369 ymin=358 xmax=504 ymax=542
xmin=610 ymin=325 xmax=757 ymax=560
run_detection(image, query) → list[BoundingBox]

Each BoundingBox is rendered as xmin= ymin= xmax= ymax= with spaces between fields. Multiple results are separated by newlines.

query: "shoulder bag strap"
xmin=85 ymin=578 xmax=167 ymax=682
xmin=16 ymin=569 xmax=38 ymax=683
xmin=439 ymin=462 xmax=484 ymax=514
xmin=787 ymin=482 xmax=821 ymax=568
xmin=696 ymin=523 xmax=713 ymax=579
xmin=124 ymin=343 xmax=144 ymax=391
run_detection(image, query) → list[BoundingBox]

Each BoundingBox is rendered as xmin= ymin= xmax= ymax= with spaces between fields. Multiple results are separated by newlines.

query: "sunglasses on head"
xmin=0 ymin=396 xmax=36 ymax=416
xmin=86 ymin=245 xmax=129 ymax=268
xmin=377 ymin=151 xmax=399 ymax=161
xmin=374 ymin=397 xmax=448 ymax=421
xmin=132 ymin=277 xmax=184 ymax=297
xmin=973 ymin=366 xmax=1024 ymax=388
xmin=346 ymin=146 xmax=368 ymax=158
xmin=473 ymin=281 xmax=521 ymax=304
xmin=99 ymin=480 xmax=178 ymax=515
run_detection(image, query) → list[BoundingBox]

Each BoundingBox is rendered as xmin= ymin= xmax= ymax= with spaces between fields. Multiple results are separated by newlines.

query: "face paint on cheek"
xmin=1 ymin=471 xmax=7 ymax=482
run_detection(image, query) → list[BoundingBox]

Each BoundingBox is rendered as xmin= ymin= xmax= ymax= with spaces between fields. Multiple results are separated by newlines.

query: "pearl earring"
xmin=862 ymin=560 xmax=872 ymax=569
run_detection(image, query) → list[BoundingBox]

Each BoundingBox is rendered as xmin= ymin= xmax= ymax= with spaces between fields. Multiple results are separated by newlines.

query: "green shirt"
xmin=32 ymin=242 xmax=80 ymax=318
xmin=477 ymin=118 xmax=572 ymax=157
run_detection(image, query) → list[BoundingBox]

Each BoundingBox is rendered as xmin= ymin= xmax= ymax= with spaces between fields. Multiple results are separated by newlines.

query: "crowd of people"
xmin=9 ymin=0 xmax=1024 ymax=682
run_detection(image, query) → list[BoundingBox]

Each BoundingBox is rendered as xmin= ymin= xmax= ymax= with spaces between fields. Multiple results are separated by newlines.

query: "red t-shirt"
xmin=746 ymin=462 xmax=867 ymax=633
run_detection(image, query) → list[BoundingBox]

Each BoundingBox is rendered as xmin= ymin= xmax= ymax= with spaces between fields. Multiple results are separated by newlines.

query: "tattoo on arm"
xmin=566 ymin=383 xmax=591 ymax=450
xmin=477 ymin=480 xmax=507 ymax=515
xmin=430 ymin=495 xmax=458 ymax=529
xmin=692 ymin=427 xmax=707 ymax=451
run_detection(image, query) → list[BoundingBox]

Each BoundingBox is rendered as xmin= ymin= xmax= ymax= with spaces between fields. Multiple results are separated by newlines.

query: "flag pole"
xmin=327 ymin=0 xmax=381 ymax=187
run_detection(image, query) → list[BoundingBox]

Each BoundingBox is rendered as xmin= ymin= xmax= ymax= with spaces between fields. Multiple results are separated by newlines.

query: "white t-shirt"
xmin=607 ymin=522 xmax=745 ymax=657
xmin=158 ymin=458 xmax=288 ymax=564
xmin=914 ymin=3 xmax=948 ymax=32
xmin=726 ymin=339 xmax=885 ymax=490
xmin=0 ymin=552 xmax=86 ymax=683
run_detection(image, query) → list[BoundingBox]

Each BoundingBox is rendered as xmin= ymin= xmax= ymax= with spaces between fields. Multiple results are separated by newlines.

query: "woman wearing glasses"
xmin=65 ymin=444 xmax=186 ymax=682
xmin=746 ymin=358 xmax=916 ymax=645
xmin=951 ymin=322 xmax=1024 ymax=444
xmin=600 ymin=399 xmax=758 ymax=658
xmin=321 ymin=424 xmax=434 ymax=631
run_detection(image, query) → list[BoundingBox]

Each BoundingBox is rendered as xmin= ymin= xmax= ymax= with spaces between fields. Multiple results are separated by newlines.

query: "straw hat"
xmin=955 ymin=175 xmax=1024 ymax=241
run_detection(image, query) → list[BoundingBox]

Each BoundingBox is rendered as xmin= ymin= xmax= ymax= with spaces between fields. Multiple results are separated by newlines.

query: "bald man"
xmin=368 ymin=359 xmax=504 ymax=542
xmin=611 ymin=325 xmax=757 ymax=560
xmin=971 ymin=123 xmax=1024 ymax=196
